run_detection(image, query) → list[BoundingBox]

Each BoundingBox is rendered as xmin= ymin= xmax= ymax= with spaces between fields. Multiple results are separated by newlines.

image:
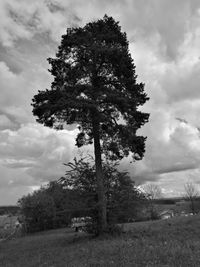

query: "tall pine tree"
xmin=32 ymin=15 xmax=149 ymax=234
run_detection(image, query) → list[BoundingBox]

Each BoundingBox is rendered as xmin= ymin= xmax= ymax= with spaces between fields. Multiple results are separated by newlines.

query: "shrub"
xmin=19 ymin=191 xmax=56 ymax=233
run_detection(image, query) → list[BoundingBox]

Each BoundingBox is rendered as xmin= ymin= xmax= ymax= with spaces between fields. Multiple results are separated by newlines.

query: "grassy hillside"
xmin=1 ymin=215 xmax=200 ymax=266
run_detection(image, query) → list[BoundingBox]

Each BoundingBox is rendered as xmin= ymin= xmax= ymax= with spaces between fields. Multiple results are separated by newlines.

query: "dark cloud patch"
xmin=176 ymin=118 xmax=188 ymax=124
xmin=27 ymin=163 xmax=66 ymax=183
xmin=2 ymin=159 xmax=36 ymax=169
xmin=0 ymin=110 xmax=20 ymax=130
xmin=123 ymin=0 xmax=200 ymax=60
xmin=155 ymin=163 xmax=198 ymax=175
xmin=45 ymin=0 xmax=65 ymax=13
xmin=0 ymin=44 xmax=23 ymax=74
xmin=162 ymin=62 xmax=200 ymax=103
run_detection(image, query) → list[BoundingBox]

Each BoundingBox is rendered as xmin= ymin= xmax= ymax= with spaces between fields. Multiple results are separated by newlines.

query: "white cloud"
xmin=0 ymin=0 xmax=82 ymax=47
xmin=0 ymin=123 xmax=78 ymax=200
xmin=0 ymin=0 xmax=200 ymax=203
xmin=0 ymin=59 xmax=51 ymax=126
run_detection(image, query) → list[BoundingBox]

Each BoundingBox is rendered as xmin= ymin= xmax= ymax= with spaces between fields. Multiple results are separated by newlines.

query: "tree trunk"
xmin=92 ymin=115 xmax=107 ymax=234
xmin=191 ymin=198 xmax=195 ymax=214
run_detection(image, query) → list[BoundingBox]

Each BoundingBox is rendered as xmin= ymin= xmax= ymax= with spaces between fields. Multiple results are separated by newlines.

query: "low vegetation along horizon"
xmin=1 ymin=214 xmax=200 ymax=266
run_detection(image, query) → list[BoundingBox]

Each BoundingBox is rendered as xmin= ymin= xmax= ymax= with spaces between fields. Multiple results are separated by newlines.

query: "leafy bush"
xmin=60 ymin=157 xmax=147 ymax=235
xmin=18 ymin=181 xmax=75 ymax=233
xmin=19 ymin=191 xmax=56 ymax=233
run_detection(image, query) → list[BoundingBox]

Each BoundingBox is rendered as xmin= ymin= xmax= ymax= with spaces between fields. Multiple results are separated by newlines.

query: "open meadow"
xmin=0 ymin=214 xmax=200 ymax=267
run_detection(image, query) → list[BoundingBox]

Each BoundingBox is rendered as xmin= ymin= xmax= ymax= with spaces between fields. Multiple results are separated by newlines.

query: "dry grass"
xmin=0 ymin=215 xmax=200 ymax=266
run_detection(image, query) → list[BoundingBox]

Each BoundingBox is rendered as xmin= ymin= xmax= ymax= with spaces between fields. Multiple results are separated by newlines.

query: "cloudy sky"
xmin=0 ymin=0 xmax=200 ymax=205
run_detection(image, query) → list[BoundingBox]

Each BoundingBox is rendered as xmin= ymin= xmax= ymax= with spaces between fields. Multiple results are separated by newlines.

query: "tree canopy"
xmin=32 ymin=15 xmax=149 ymax=161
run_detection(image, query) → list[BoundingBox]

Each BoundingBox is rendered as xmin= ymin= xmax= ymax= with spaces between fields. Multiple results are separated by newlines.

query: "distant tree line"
xmin=0 ymin=206 xmax=20 ymax=216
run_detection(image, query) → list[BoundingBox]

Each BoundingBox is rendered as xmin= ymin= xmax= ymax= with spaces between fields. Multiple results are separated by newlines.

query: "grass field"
xmin=0 ymin=215 xmax=200 ymax=266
